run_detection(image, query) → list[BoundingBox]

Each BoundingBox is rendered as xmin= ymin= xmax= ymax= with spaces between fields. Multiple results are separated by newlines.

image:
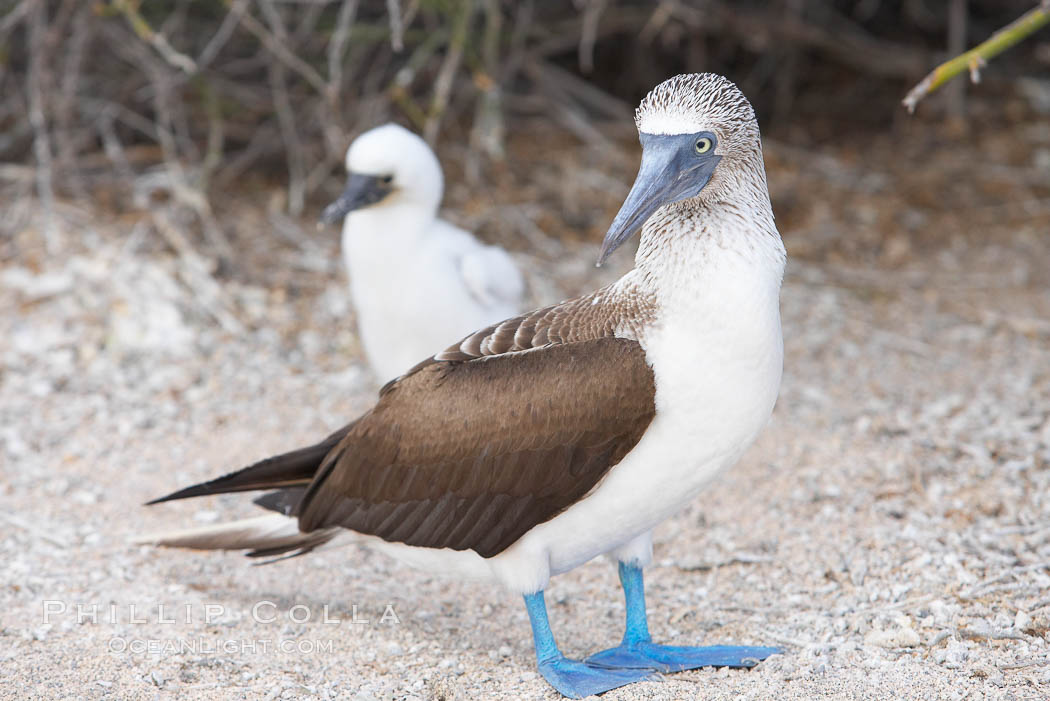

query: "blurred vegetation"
xmin=0 ymin=0 xmax=1046 ymax=255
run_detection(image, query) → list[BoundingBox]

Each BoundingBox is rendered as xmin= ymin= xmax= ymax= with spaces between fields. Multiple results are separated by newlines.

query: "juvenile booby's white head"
xmin=599 ymin=73 xmax=766 ymax=264
xmin=321 ymin=123 xmax=444 ymax=224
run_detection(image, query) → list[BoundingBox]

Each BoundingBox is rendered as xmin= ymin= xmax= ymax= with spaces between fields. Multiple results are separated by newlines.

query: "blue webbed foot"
xmin=586 ymin=642 xmax=780 ymax=673
xmin=538 ymin=654 xmax=661 ymax=699
xmin=588 ymin=562 xmax=782 ymax=674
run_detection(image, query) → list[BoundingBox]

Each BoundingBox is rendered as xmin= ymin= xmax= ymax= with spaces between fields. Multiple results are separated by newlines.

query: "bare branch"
xmin=95 ymin=107 xmax=136 ymax=186
xmin=260 ymin=0 xmax=306 ymax=216
xmin=424 ymin=0 xmax=474 ymax=144
xmin=53 ymin=0 xmax=92 ymax=199
xmin=199 ymin=81 xmax=225 ymax=192
xmin=196 ymin=0 xmax=248 ymax=71
xmin=235 ymin=4 xmax=328 ymax=94
xmin=26 ymin=0 xmax=57 ymax=251
xmin=578 ymin=0 xmax=607 ymax=74
xmin=638 ymin=1 xmax=675 ymax=45
xmin=469 ymin=0 xmax=505 ymax=166
xmin=291 ymin=0 xmax=325 ymax=45
xmin=269 ymin=60 xmax=306 ymax=217
xmin=327 ymin=0 xmax=361 ymax=100
xmin=0 ymin=0 xmax=33 ymax=35
xmin=108 ymin=17 xmax=233 ymax=258
xmin=385 ymin=0 xmax=404 ymax=52
xmin=110 ymin=0 xmax=197 ymax=74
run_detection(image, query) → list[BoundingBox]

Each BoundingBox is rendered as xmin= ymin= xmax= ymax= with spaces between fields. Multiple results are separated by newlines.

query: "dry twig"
xmin=423 ymin=0 xmax=474 ymax=144
xmin=235 ymin=5 xmax=328 ymax=94
xmin=327 ymin=0 xmax=361 ymax=101
xmin=110 ymin=0 xmax=197 ymax=74
xmin=384 ymin=0 xmax=405 ymax=51
xmin=26 ymin=0 xmax=57 ymax=252
xmin=260 ymin=0 xmax=307 ymax=216
xmin=468 ymin=0 xmax=505 ymax=168
xmin=577 ymin=0 xmax=608 ymax=74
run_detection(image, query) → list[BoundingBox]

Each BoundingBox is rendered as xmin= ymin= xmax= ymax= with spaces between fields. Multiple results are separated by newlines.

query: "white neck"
xmin=634 ymin=181 xmax=785 ymax=297
xmin=342 ymin=201 xmax=434 ymax=272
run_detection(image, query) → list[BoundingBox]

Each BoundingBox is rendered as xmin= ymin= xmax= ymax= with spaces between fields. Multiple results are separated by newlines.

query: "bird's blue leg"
xmin=523 ymin=590 xmax=658 ymax=699
xmin=584 ymin=561 xmax=781 ymax=672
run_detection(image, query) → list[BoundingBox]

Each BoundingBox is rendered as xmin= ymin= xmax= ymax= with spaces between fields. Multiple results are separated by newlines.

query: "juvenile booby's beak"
xmin=598 ymin=134 xmax=722 ymax=265
xmin=320 ymin=173 xmax=394 ymax=225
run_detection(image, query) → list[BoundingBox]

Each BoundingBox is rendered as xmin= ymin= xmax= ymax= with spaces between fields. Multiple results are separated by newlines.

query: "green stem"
xmin=902 ymin=4 xmax=1049 ymax=113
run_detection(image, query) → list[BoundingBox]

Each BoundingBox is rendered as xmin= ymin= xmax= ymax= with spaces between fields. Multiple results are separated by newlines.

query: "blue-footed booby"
xmin=142 ymin=73 xmax=786 ymax=698
xmin=320 ymin=123 xmax=524 ymax=380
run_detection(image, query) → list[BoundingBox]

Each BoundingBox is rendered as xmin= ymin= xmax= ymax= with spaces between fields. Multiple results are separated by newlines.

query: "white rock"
xmin=942 ymin=639 xmax=969 ymax=669
xmin=0 ymin=267 xmax=73 ymax=300
xmin=865 ymin=627 xmax=920 ymax=649
xmin=928 ymin=600 xmax=955 ymax=627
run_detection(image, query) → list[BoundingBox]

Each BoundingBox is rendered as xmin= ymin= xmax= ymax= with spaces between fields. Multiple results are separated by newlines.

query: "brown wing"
xmin=296 ymin=337 xmax=655 ymax=558
xmin=438 ymin=295 xmax=620 ymax=361
xmin=377 ymin=282 xmax=654 ymax=390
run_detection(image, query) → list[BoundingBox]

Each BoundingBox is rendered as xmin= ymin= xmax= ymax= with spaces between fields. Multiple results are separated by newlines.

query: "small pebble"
xmin=864 ymin=626 xmax=920 ymax=649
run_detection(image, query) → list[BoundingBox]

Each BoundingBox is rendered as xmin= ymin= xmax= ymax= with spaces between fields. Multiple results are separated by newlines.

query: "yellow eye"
xmin=694 ymin=137 xmax=712 ymax=154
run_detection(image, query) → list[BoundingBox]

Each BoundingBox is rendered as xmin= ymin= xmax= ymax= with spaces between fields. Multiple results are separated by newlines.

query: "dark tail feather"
xmin=146 ymin=426 xmax=350 ymax=505
xmin=253 ymin=487 xmax=306 ymax=516
xmin=133 ymin=513 xmax=342 ymax=561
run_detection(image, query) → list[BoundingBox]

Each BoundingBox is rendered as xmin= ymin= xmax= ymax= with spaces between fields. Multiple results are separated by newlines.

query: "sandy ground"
xmin=3 ymin=134 xmax=1050 ymax=700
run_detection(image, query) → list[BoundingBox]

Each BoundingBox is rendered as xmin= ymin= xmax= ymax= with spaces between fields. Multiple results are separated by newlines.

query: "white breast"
xmin=346 ymin=231 xmax=785 ymax=596
xmin=487 ymin=236 xmax=785 ymax=593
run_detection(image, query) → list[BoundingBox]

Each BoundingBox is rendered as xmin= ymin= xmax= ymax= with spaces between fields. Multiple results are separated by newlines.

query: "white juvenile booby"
xmin=142 ymin=73 xmax=786 ymax=698
xmin=320 ymin=123 xmax=524 ymax=380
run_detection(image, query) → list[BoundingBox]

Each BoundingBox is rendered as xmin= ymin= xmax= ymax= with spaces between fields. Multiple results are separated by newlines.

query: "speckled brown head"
xmin=599 ymin=73 xmax=764 ymax=265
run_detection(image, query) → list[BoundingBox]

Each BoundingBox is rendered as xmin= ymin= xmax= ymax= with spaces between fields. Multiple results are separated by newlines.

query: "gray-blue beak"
xmin=598 ymin=134 xmax=721 ymax=265
xmin=320 ymin=173 xmax=394 ymax=225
